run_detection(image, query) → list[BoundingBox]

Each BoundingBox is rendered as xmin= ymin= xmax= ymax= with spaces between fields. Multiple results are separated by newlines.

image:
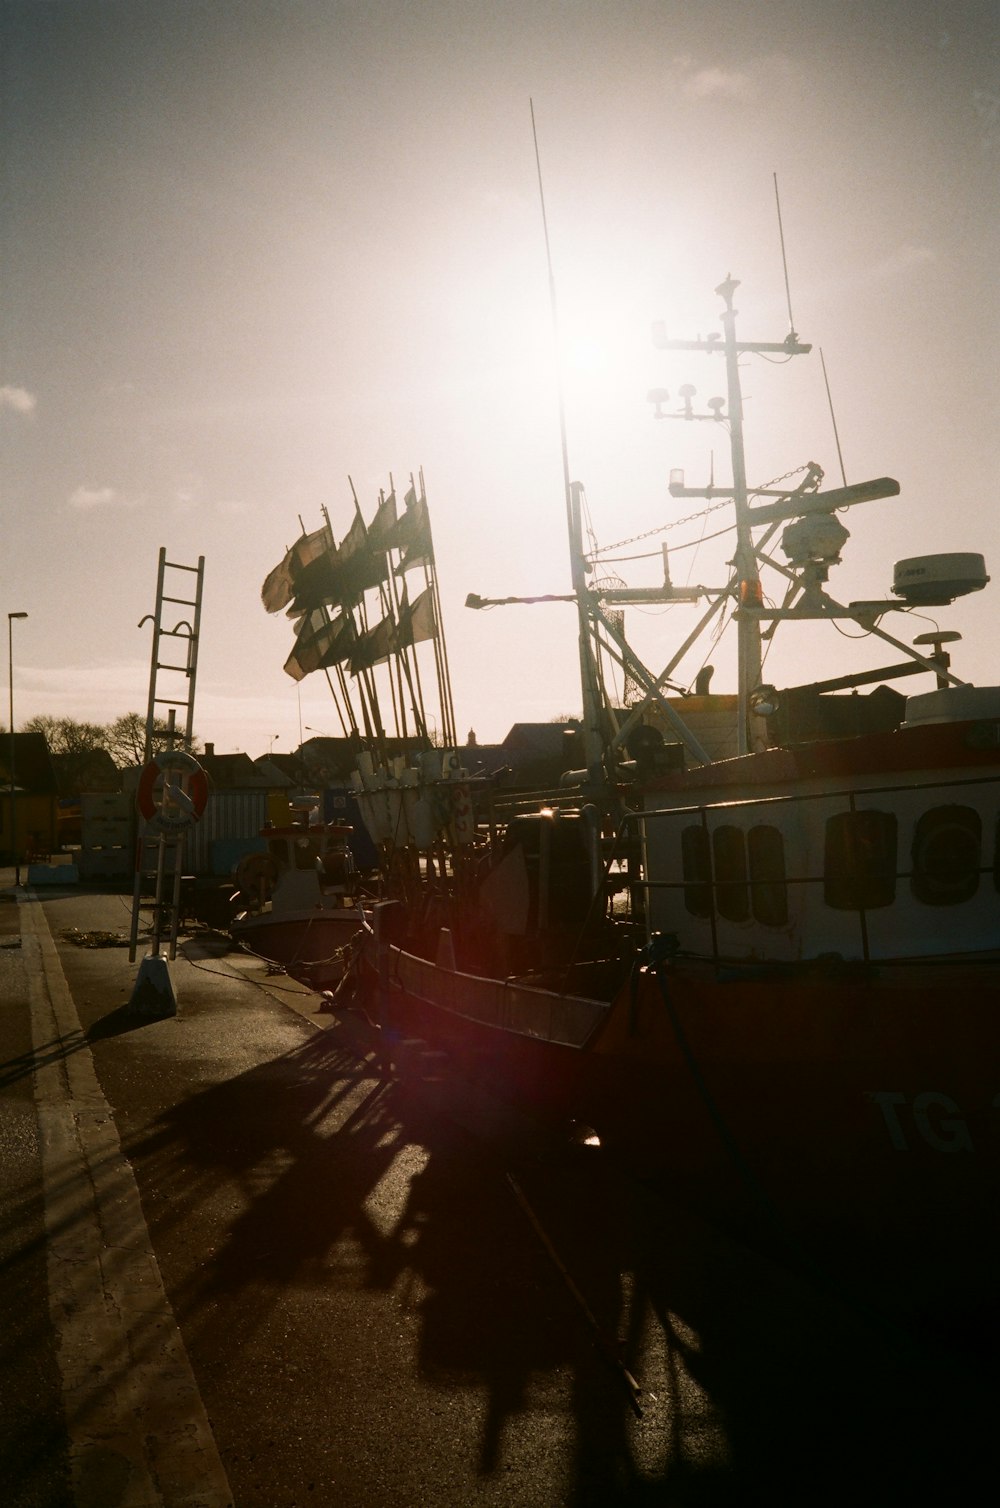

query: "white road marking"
xmin=22 ymin=894 xmax=233 ymax=1507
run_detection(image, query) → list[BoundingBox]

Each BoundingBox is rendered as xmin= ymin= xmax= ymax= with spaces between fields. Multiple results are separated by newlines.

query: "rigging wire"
xmin=591 ymin=461 xmax=816 ymax=561
xmin=598 ymin=520 xmax=737 ymax=564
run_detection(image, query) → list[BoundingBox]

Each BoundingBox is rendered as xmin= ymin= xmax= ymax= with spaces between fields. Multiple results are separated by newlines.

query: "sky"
xmin=2 ymin=0 xmax=998 ymax=758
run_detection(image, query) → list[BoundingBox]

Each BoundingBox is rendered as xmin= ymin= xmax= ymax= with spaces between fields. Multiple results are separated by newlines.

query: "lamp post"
xmin=8 ymin=611 xmax=28 ymax=885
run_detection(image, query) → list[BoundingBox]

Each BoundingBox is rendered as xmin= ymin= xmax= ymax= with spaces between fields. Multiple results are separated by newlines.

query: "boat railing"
xmin=483 ymin=785 xmax=610 ymax=821
xmin=627 ymin=768 xmax=1000 ymax=966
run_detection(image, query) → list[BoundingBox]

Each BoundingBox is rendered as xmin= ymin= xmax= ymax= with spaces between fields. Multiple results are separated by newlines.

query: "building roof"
xmin=297 ymin=734 xmax=431 ymax=784
xmin=0 ymin=732 xmax=59 ymax=795
xmin=198 ymin=743 xmax=273 ymax=789
xmin=50 ymin=747 xmax=122 ymax=796
xmin=250 ymin=755 xmax=296 ymax=788
xmin=497 ymin=722 xmax=583 ymax=785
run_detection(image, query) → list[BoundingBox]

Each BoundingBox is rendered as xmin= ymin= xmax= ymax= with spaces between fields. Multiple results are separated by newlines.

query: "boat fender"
xmin=136 ymin=749 xmax=209 ymax=832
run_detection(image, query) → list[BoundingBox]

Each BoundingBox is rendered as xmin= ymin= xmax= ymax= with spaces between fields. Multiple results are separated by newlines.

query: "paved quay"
xmin=1 ymin=871 xmax=995 ymax=1506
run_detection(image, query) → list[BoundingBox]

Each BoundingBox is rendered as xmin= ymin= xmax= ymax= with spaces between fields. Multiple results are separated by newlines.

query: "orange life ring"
xmin=137 ymin=750 xmax=209 ymax=832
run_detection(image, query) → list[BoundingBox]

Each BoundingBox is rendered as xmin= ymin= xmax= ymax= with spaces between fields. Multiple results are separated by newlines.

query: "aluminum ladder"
xmin=128 ymin=549 xmax=206 ymax=965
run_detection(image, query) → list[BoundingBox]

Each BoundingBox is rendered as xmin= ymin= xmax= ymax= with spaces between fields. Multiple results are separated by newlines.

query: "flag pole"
xmin=419 ymin=468 xmax=456 ymax=746
xmin=344 ymin=483 xmax=388 ymax=752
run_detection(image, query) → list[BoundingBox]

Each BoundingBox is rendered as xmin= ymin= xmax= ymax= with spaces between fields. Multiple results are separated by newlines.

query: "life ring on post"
xmin=137 ymin=749 xmax=209 ymax=833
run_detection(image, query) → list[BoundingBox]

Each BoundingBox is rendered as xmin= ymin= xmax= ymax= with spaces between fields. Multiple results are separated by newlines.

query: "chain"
xmin=592 ymin=462 xmax=821 ymax=558
xmin=595 ymin=496 xmax=732 ymax=556
xmin=751 ymin=461 xmax=823 ymax=496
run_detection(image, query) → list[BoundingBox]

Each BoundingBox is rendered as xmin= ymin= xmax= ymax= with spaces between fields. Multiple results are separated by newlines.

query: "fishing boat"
xmin=229 ymin=819 xmax=367 ymax=988
xmin=252 ymin=474 xmax=459 ymax=985
xmin=336 ymin=275 xmax=999 ymax=1308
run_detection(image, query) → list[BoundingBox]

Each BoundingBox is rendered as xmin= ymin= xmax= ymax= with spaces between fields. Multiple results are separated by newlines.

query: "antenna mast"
xmin=773 ymin=173 xmax=798 ymax=341
xmin=656 ymin=282 xmax=812 ymax=753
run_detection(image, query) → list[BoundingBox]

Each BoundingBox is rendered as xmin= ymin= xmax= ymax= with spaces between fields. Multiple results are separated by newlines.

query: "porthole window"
xmin=712 ymin=824 xmax=749 ymax=922
xmin=911 ymin=805 xmax=981 ymax=906
xmin=748 ymin=824 xmax=788 ymax=926
xmin=824 ymin=809 xmax=898 ymax=910
xmin=681 ymin=825 xmax=712 ymax=917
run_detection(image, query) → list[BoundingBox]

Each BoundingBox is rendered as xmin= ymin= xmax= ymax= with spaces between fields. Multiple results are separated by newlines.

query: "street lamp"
xmin=8 ymin=611 xmax=28 ymax=885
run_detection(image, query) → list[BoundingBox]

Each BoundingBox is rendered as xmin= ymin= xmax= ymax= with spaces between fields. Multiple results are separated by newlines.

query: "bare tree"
xmin=22 ymin=715 xmax=107 ymax=754
xmin=20 ymin=713 xmax=199 ymax=768
xmin=104 ymin=713 xmax=200 ymax=766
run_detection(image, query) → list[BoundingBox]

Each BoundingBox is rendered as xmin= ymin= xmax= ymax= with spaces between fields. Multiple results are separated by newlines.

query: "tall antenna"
xmin=820 ymin=348 xmax=848 ymax=486
xmin=529 ymin=99 xmax=606 ymax=779
xmin=530 ymin=100 xmax=574 ymax=544
xmin=772 ymin=173 xmax=798 ymax=341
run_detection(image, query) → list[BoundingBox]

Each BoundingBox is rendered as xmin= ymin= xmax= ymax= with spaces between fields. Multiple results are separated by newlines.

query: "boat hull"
xmin=363 ymin=937 xmax=1000 ymax=1304
xmin=232 ymin=907 xmax=365 ymax=986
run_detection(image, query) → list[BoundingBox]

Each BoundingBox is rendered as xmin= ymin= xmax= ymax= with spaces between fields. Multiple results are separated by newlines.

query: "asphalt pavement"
xmin=1 ymin=870 xmax=995 ymax=1506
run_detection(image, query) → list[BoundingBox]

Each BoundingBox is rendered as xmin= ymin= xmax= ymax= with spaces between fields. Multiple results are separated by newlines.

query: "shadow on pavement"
xmin=98 ymin=1020 xmax=998 ymax=1506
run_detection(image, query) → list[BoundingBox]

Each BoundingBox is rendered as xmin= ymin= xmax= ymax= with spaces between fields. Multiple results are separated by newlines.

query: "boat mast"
xmin=568 ymin=482 xmax=614 ymax=782
xmin=659 ymin=278 xmax=812 ymax=753
xmin=718 ymin=276 xmax=763 ymax=752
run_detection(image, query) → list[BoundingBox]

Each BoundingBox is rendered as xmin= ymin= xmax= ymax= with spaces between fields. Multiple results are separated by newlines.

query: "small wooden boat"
xmin=230 ymin=822 xmax=367 ymax=987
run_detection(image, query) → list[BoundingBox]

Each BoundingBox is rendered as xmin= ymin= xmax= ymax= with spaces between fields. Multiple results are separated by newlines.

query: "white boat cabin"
xmin=639 ymin=687 xmax=1000 ymax=963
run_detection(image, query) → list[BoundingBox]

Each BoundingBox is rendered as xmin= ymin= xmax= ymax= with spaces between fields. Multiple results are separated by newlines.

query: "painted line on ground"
xmin=22 ymin=892 xmax=233 ymax=1508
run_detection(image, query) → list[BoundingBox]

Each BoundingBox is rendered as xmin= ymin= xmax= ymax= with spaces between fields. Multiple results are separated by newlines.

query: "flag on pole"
xmin=340 ymin=508 xmax=367 ymax=560
xmin=283 ymin=610 xmax=353 ymax=682
xmin=261 ymin=524 xmax=333 ymax=613
xmin=396 ymin=586 xmax=437 ymax=649
xmin=283 ymin=501 xmax=390 ymax=614
xmin=388 ymin=495 xmax=434 ymax=573
xmin=329 ymin=503 xmax=393 ymax=604
xmin=367 ymin=490 xmax=398 ymax=545
xmin=349 ymin=612 xmax=397 ymax=674
xmin=285 ymin=547 xmax=346 ymax=615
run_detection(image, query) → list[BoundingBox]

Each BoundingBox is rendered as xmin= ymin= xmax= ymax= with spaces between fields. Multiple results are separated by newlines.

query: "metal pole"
xmin=8 ymin=612 xmax=28 ymax=885
xmin=716 ymin=278 xmax=763 ymax=755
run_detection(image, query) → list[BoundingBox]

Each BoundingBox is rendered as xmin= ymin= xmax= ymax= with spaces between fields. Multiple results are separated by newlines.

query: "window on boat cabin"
xmin=910 ymin=805 xmax=982 ymax=905
xmin=823 ymin=809 xmax=897 ymax=910
xmin=266 ymin=834 xmax=321 ymax=870
xmin=748 ymin=824 xmax=789 ymax=926
xmin=681 ymin=825 xmax=713 ymax=917
xmin=681 ymin=821 xmax=789 ymax=925
xmin=712 ymin=825 xmax=750 ymax=922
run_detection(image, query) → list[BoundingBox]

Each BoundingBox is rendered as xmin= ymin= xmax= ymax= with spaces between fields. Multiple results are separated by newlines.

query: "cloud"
xmin=682 ymin=65 xmax=758 ymax=102
xmin=870 ymin=244 xmax=936 ymax=280
xmin=669 ymin=52 xmax=797 ymax=104
xmin=0 ymin=384 xmax=37 ymax=415
xmin=810 ymin=242 xmax=937 ymax=307
xmin=67 ymin=485 xmax=140 ymax=510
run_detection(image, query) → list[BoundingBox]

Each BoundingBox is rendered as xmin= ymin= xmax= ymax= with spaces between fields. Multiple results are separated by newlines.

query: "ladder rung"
xmin=152 ymin=696 xmax=191 ymax=708
xmin=162 ymin=594 xmax=198 ymax=607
